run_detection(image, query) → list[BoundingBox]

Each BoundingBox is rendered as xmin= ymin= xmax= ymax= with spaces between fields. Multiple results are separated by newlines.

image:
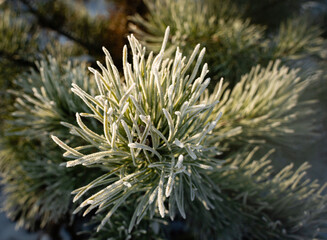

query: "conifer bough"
xmin=0 ymin=56 xmax=98 ymax=230
xmin=53 ymin=27 xmax=224 ymax=231
xmin=130 ymin=0 xmax=323 ymax=86
xmin=207 ymin=60 xmax=319 ymax=152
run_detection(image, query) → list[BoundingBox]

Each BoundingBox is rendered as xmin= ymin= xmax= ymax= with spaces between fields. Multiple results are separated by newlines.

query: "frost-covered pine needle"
xmin=53 ymin=27 xmax=224 ymax=231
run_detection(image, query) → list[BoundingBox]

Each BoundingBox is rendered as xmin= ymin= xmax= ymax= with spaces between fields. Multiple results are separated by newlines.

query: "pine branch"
xmin=19 ymin=0 xmax=102 ymax=54
xmin=206 ymin=60 xmax=320 ymax=154
xmin=0 ymin=56 xmax=102 ymax=230
xmin=130 ymin=0 xmax=267 ymax=86
xmin=53 ymin=27 xmax=224 ymax=232
xmin=187 ymin=148 xmax=327 ymax=239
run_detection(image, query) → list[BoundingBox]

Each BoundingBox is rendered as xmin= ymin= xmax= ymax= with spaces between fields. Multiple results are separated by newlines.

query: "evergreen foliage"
xmin=0 ymin=8 xmax=38 ymax=129
xmin=53 ymin=28 xmax=224 ymax=232
xmin=0 ymin=3 xmax=89 ymax=135
xmin=272 ymin=17 xmax=323 ymax=58
xmin=131 ymin=0 xmax=266 ymax=85
xmin=53 ymin=28 xmax=327 ymax=239
xmin=0 ymin=138 xmax=75 ymax=229
xmin=130 ymin=0 xmax=323 ymax=86
xmin=0 ymin=8 xmax=38 ymax=68
xmin=207 ymin=60 xmax=320 ymax=152
xmin=10 ymin=57 xmax=96 ymax=138
xmin=0 ymin=0 xmax=326 ymax=239
xmin=188 ymin=148 xmax=327 ymax=239
xmin=0 ymin=57 xmax=102 ymax=230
